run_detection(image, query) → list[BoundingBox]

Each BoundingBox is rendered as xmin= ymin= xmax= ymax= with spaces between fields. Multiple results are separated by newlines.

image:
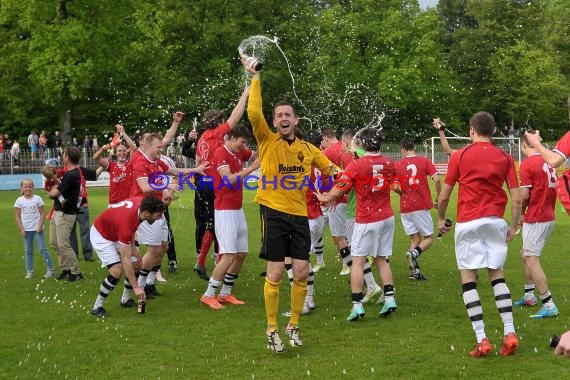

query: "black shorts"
xmin=194 ymin=177 xmax=215 ymax=229
xmin=259 ymin=205 xmax=310 ymax=262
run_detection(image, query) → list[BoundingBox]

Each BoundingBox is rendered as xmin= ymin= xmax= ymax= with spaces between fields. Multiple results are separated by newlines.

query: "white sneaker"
xmin=25 ymin=272 xmax=33 ymax=279
xmin=156 ymin=270 xmax=167 ymax=283
xmin=43 ymin=269 xmax=55 ymax=279
xmin=340 ymin=263 xmax=351 ymax=276
xmin=313 ymin=262 xmax=325 ymax=273
xmin=362 ymin=285 xmax=382 ymax=303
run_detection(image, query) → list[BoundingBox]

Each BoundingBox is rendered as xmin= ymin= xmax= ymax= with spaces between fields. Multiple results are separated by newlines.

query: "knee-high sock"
xmin=220 ymin=273 xmax=238 ymax=296
xmin=94 ymin=274 xmax=119 ymax=309
xmin=491 ymin=278 xmax=514 ymax=335
xmin=146 ymin=265 xmax=160 ymax=286
xmin=463 ymin=281 xmax=486 ymax=343
xmin=314 ymin=236 xmax=324 ymax=265
xmin=363 ymin=261 xmax=378 ymax=290
xmin=339 ymin=247 xmax=352 ymax=267
xmin=290 ymin=278 xmax=308 ymax=327
xmin=121 ymin=276 xmax=134 ymax=303
xmin=264 ymin=277 xmax=280 ymax=330
xmin=198 ymin=230 xmax=215 ymax=267
xmin=137 ymin=268 xmax=150 ymax=288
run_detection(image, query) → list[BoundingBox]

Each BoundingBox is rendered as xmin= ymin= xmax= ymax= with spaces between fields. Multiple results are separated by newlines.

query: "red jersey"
xmin=342 ymin=153 xmax=395 ymax=223
xmin=93 ymin=197 xmax=143 ymax=246
xmin=106 ymin=160 xmax=131 ymax=203
xmin=197 ymin=121 xmax=231 ymax=178
xmin=445 ymin=142 xmax=518 ymax=223
xmin=324 ymin=141 xmax=347 ymax=204
xmin=553 ymin=131 xmax=570 ymax=161
xmin=212 ymin=145 xmax=253 ymax=210
xmin=306 ymin=166 xmax=323 ymax=219
xmin=519 ymin=153 xmax=556 ymax=223
xmin=395 ymin=155 xmax=438 ymax=213
xmin=130 ymin=149 xmax=169 ymax=199
xmin=323 ymin=140 xmax=343 ymax=166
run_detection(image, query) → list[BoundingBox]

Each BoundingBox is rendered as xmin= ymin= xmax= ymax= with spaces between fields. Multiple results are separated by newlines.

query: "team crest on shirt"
xmin=297 ymin=152 xmax=304 ymax=162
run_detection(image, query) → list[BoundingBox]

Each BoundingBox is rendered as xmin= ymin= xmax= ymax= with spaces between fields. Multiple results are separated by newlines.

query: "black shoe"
xmin=91 ymin=307 xmax=108 ymax=318
xmin=68 ymin=273 xmax=84 ymax=282
xmin=84 ymin=257 xmax=95 ymax=262
xmin=409 ymin=271 xmax=429 ymax=281
xmin=145 ymin=283 xmax=161 ymax=297
xmin=193 ymin=264 xmax=209 ymax=281
xmin=120 ymin=299 xmax=137 ymax=308
xmin=168 ymin=260 xmax=177 ymax=274
xmin=56 ymin=270 xmax=71 ymax=280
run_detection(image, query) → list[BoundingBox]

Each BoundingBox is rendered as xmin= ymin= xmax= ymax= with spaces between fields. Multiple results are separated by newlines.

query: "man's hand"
xmin=554 ymin=331 xmax=570 ymax=357
xmin=438 ymin=218 xmax=451 ymax=236
xmin=525 ymin=130 xmax=542 ymax=147
xmin=506 ymin=226 xmax=517 ymax=242
xmin=433 ymin=118 xmax=445 ymax=131
xmin=173 ymin=111 xmax=185 ymax=123
xmin=134 ymin=286 xmax=146 ymax=302
xmin=115 ymin=124 xmax=124 ymax=134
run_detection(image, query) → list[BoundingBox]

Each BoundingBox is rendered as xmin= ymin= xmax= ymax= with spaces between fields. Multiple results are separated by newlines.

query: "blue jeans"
xmin=24 ymin=231 xmax=55 ymax=273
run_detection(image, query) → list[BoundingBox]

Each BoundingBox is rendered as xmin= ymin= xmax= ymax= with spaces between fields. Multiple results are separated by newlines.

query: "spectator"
xmin=71 ymin=137 xmax=79 ymax=147
xmin=10 ymin=139 xmax=20 ymax=168
xmin=92 ymin=135 xmax=99 ymax=150
xmin=27 ymin=131 xmax=38 ymax=160
xmin=39 ymin=131 xmax=48 ymax=161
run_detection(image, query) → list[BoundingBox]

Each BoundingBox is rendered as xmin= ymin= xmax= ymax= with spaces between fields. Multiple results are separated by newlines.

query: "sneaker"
xmin=406 ymin=249 xmax=419 ymax=271
xmin=25 ymin=272 xmax=33 ymax=279
xmin=266 ymin=329 xmax=285 ymax=353
xmin=168 ymin=260 xmax=177 ymax=274
xmin=499 ymin=332 xmax=519 ymax=356
xmin=514 ymin=295 xmax=538 ymax=307
xmin=200 ymin=294 xmax=225 ymax=309
xmin=193 ymin=263 xmax=210 ymax=281
xmin=409 ymin=271 xmax=429 ymax=281
xmin=530 ymin=305 xmax=559 ymax=319
xmin=469 ymin=338 xmax=493 ymax=358
xmin=43 ymin=269 xmax=55 ymax=279
xmin=301 ymin=303 xmax=311 ymax=315
xmin=217 ymin=293 xmax=245 ymax=305
xmin=68 ymin=273 xmax=84 ymax=282
xmin=362 ymin=285 xmax=382 ymax=303
xmin=56 ymin=270 xmax=71 ymax=280
xmin=284 ymin=326 xmax=302 ymax=347
xmin=306 ymin=300 xmax=316 ymax=310
xmin=379 ymin=298 xmax=397 ymax=317
xmin=144 ymin=284 xmax=160 ymax=297
xmin=340 ymin=263 xmax=351 ymax=276
xmin=347 ymin=304 xmax=365 ymax=321
xmin=156 ymin=270 xmax=167 ymax=283
xmin=313 ymin=262 xmax=325 ymax=273
xmin=120 ymin=299 xmax=137 ymax=308
xmin=91 ymin=307 xmax=108 ymax=318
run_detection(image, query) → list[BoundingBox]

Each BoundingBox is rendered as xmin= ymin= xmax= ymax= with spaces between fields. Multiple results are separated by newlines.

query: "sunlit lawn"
xmin=0 ymin=186 xmax=569 ymax=379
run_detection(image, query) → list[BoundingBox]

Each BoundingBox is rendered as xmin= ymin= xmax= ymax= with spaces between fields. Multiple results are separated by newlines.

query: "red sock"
xmin=198 ymin=230 xmax=214 ymax=266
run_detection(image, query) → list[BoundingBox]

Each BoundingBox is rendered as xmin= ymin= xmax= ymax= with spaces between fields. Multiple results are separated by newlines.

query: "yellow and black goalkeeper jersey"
xmin=248 ymin=78 xmax=333 ymax=216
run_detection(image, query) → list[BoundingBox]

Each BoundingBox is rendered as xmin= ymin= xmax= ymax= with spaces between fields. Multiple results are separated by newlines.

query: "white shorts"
xmin=309 ymin=215 xmax=326 ymax=253
xmin=400 ymin=210 xmax=434 ymax=236
xmin=345 ymin=217 xmax=356 ymax=245
xmin=90 ymin=226 xmax=137 ymax=268
xmin=327 ymin=203 xmax=347 ymax=237
xmin=522 ymin=221 xmax=554 ymax=257
xmin=351 ymin=216 xmax=395 ymax=258
xmin=214 ymin=209 xmax=248 ymax=253
xmin=454 ymin=217 xmax=508 ymax=270
xmin=136 ymin=214 xmax=168 ymax=246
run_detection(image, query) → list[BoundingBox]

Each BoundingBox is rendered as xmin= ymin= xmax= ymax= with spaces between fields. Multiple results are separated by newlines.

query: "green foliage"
xmin=1 ymin=0 xmax=569 ymax=142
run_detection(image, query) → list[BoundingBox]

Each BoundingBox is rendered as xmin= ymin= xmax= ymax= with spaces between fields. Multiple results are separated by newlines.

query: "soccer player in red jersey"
xmin=437 ymin=111 xmax=522 ymax=358
xmin=321 ymin=128 xmax=351 ymax=276
xmin=89 ymin=195 xmax=165 ymax=318
xmin=317 ymin=127 xmax=400 ymax=321
xmin=200 ymin=125 xmax=259 ymax=309
xmin=193 ymin=87 xmax=250 ymax=280
xmin=513 ymin=132 xmax=559 ymax=318
xmin=93 ymin=124 xmax=137 ymax=205
xmin=525 ymin=129 xmax=570 ymax=169
xmin=395 ymin=138 xmax=441 ymax=280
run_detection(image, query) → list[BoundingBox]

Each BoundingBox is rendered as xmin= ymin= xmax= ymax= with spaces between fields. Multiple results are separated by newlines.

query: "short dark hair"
xmin=342 ymin=129 xmax=356 ymax=140
xmin=140 ymin=195 xmax=165 ymax=214
xmin=227 ymin=124 xmax=251 ymax=140
xmin=64 ymin=146 xmax=81 ymax=164
xmin=354 ymin=127 xmax=383 ymax=152
xmin=400 ymin=138 xmax=415 ymax=151
xmin=469 ymin=111 xmax=495 ymax=137
xmin=203 ymin=110 xmax=225 ymax=130
xmin=321 ymin=128 xmax=336 ymax=139
xmin=272 ymin=101 xmax=296 ymax=118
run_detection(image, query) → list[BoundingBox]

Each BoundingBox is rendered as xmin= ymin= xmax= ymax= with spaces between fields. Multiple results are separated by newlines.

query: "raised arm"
xmin=226 ymin=86 xmax=250 ymax=128
xmin=93 ymin=144 xmax=110 ymax=168
xmin=163 ymin=111 xmax=185 ymax=146
xmin=433 ymin=118 xmax=455 ymax=156
xmin=116 ymin=124 xmax=137 ymax=152
xmin=525 ymin=130 xmax=565 ymax=168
